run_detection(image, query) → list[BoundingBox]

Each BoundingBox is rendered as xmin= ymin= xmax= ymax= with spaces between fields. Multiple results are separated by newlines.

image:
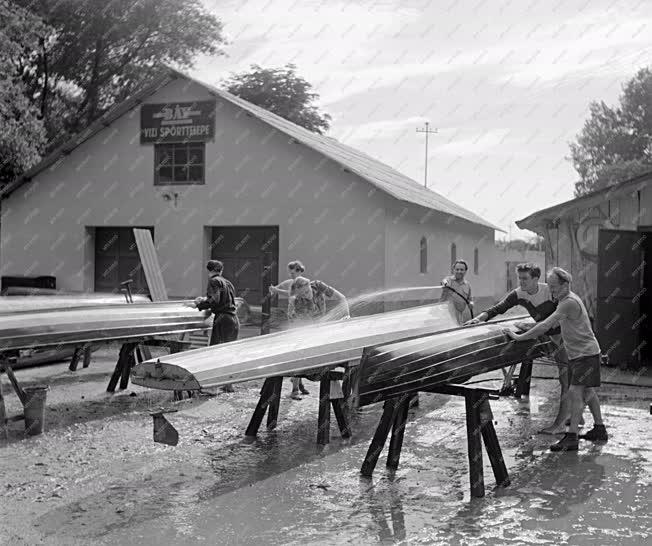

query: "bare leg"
xmin=583 ymin=388 xmax=603 ymax=425
xmin=290 ymin=377 xmax=301 ymax=399
xmin=550 ymin=384 xmax=583 ymax=451
xmin=567 ymin=385 xmax=585 ymax=435
xmin=539 ymin=365 xmax=570 ymax=434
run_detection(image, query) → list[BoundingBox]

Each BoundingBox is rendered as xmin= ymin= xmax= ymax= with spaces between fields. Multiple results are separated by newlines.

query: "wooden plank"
xmin=480 ymin=400 xmax=510 ymax=488
xmin=245 ymin=378 xmax=275 ymax=437
xmin=515 ymin=359 xmax=533 ymax=397
xmin=387 ymin=397 xmax=410 ymax=469
xmin=0 ymin=377 xmax=7 ymax=440
xmin=331 ymin=399 xmax=351 ymax=439
xmin=68 ymin=347 xmax=82 ymax=371
xmin=361 ymin=399 xmax=398 ymax=477
xmin=133 ymin=228 xmax=168 ymax=301
xmin=465 ymin=390 xmax=485 ymax=498
xmin=266 ymin=377 xmax=283 ymax=430
xmin=317 ymin=375 xmax=331 ymax=445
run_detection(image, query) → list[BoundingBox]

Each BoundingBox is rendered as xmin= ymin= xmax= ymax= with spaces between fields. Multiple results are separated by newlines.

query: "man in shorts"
xmin=505 ymin=267 xmax=607 ymax=451
xmin=465 ymin=263 xmax=573 ymax=433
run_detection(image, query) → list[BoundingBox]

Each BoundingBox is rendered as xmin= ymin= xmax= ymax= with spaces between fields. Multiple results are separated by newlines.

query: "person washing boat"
xmin=311 ymin=280 xmax=350 ymax=320
xmin=190 ymin=260 xmax=240 ymax=393
xmin=464 ymin=262 xmax=575 ymax=434
xmin=440 ymin=260 xmax=474 ymax=324
xmin=269 ymin=260 xmax=313 ymax=400
xmin=503 ymin=267 xmax=607 ymax=452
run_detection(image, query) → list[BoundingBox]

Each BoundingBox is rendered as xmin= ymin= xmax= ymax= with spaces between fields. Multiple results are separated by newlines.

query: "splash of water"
xmin=322 ymin=285 xmax=445 ymax=321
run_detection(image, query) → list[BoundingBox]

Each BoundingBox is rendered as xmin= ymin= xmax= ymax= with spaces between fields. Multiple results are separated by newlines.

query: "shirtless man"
xmin=504 ymin=267 xmax=607 ymax=451
xmin=465 ymin=263 xmax=573 ymax=433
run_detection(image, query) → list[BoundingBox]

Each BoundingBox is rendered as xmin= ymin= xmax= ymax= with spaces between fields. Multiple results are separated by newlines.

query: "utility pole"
xmin=416 ymin=122 xmax=438 ymax=188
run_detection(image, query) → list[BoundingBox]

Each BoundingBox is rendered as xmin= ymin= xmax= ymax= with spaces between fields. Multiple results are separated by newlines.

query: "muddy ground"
xmin=1 ymin=344 xmax=651 ymax=545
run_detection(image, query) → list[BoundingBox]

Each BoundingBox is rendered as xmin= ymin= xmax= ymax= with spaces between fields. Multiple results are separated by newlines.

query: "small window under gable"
xmin=451 ymin=242 xmax=457 ymax=266
xmin=474 ymin=247 xmax=479 ymax=274
xmin=420 ymin=236 xmax=428 ymax=274
xmin=155 ymin=142 xmax=205 ymax=185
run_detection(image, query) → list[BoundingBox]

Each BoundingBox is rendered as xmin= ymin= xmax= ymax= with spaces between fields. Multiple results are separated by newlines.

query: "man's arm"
xmin=465 ymin=290 xmax=517 ymax=324
xmin=197 ymin=278 xmax=223 ymax=311
xmin=330 ymin=287 xmax=350 ymax=316
xmin=505 ymin=299 xmax=576 ymax=341
xmin=269 ymin=278 xmax=293 ymax=296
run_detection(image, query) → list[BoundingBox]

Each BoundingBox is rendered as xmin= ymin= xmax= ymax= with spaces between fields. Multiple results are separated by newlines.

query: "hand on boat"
xmin=464 ymin=317 xmax=480 ymax=325
xmin=502 ymin=328 xmax=519 ymax=340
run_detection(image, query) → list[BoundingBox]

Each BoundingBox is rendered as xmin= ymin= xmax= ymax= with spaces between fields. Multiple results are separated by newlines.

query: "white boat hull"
xmin=131 ymin=304 xmax=458 ymax=390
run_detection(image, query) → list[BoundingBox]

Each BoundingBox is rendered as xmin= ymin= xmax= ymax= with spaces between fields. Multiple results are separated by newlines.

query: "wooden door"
xmin=210 ymin=226 xmax=279 ymax=306
xmin=596 ymin=229 xmax=645 ymax=367
xmin=94 ymin=227 xmax=153 ymax=295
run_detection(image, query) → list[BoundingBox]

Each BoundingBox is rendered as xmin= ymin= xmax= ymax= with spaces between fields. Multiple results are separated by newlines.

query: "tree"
xmin=224 ymin=64 xmax=331 ymax=134
xmin=570 ymin=68 xmax=652 ymax=195
xmin=13 ymin=0 xmax=226 ymax=140
xmin=0 ymin=1 xmax=47 ymax=185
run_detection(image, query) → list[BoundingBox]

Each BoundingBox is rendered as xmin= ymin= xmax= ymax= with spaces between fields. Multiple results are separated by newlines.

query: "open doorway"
xmin=596 ymin=228 xmax=650 ymax=368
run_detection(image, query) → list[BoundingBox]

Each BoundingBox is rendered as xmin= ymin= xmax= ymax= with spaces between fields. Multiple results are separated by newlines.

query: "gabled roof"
xmin=2 ymin=67 xmax=502 ymax=231
xmin=516 ymin=170 xmax=652 ymax=230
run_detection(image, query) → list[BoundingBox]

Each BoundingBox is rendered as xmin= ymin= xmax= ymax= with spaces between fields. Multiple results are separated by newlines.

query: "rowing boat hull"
xmin=131 ymin=304 xmax=459 ymax=391
xmin=0 ymin=293 xmax=151 ymax=313
xmin=0 ymin=302 xmax=210 ymax=351
xmin=357 ymin=319 xmax=554 ymax=406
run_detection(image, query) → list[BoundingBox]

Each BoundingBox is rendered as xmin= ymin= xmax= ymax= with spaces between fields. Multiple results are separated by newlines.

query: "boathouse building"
xmin=1 ymin=68 xmax=502 ymax=310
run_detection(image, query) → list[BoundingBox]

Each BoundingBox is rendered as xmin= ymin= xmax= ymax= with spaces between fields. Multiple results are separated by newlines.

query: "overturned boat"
xmin=0 ymin=293 xmax=151 ymax=313
xmin=357 ymin=319 xmax=553 ymax=406
xmin=0 ymin=302 xmax=210 ymax=352
xmin=131 ymin=304 xmax=459 ymax=391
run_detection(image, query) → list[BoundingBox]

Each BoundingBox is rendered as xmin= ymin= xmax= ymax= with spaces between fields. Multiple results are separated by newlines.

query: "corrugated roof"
xmin=2 ymin=68 xmax=501 ymax=231
xmin=516 ymin=170 xmax=652 ymax=230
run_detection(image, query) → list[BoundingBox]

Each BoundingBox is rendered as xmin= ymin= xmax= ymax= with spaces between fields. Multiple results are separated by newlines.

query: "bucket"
xmin=23 ymin=386 xmax=49 ymax=436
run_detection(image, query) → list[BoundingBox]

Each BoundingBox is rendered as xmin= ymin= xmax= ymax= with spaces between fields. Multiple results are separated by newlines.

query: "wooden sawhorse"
xmin=245 ymin=368 xmax=352 ymax=445
xmin=499 ymin=358 xmax=534 ymax=398
xmin=106 ymin=338 xmax=193 ymax=393
xmin=360 ymin=384 xmax=510 ymax=498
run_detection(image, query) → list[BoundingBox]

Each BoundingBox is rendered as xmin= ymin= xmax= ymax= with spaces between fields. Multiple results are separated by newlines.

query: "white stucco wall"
xmin=0 ymin=79 xmax=389 ymax=297
xmin=1 ymin=77 xmax=500 ymax=301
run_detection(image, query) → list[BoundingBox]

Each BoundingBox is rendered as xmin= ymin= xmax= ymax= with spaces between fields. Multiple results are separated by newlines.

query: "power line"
xmin=416 ymin=122 xmax=438 ymax=188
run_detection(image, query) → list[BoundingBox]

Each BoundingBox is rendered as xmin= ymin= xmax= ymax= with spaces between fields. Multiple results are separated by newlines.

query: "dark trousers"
xmin=209 ymin=313 xmax=240 ymax=346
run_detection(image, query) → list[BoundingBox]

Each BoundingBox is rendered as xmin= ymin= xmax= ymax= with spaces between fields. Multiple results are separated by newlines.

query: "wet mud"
xmin=1 ymin=348 xmax=650 ymax=545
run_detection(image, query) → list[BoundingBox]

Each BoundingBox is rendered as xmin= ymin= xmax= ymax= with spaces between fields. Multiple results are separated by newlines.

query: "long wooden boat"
xmin=0 ymin=302 xmax=210 ymax=352
xmin=0 ymin=293 xmax=150 ymax=313
xmin=131 ymin=304 xmax=459 ymax=391
xmin=357 ymin=318 xmax=554 ymax=406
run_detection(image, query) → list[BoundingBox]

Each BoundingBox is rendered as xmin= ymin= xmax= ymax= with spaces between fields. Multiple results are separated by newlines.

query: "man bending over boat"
xmin=440 ymin=260 xmax=473 ymax=325
xmin=504 ymin=267 xmax=607 ymax=451
xmin=191 ymin=260 xmax=240 ymax=393
xmin=269 ymin=261 xmax=313 ymax=399
xmin=464 ymin=263 xmax=573 ymax=434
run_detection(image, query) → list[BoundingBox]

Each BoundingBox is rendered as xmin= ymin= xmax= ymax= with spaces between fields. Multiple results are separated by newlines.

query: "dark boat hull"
xmin=358 ymin=319 xmax=553 ymax=407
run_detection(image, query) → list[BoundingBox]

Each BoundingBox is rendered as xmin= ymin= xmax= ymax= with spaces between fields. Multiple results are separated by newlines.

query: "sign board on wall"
xmin=140 ymin=101 xmax=216 ymax=143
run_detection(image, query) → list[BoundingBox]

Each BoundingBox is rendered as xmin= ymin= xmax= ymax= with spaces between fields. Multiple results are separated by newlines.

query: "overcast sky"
xmin=196 ymin=0 xmax=652 ymax=238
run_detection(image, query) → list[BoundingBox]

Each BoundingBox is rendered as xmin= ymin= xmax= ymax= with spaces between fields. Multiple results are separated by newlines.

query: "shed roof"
xmin=2 ymin=68 xmax=502 ymax=231
xmin=516 ymin=171 xmax=652 ymax=231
